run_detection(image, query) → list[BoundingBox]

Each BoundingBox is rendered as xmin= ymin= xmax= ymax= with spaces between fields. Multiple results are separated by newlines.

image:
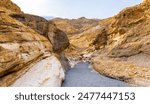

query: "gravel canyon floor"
xmin=63 ymin=62 xmax=129 ymax=87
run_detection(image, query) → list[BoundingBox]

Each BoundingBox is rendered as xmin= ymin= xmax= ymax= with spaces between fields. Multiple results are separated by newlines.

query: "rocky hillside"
xmin=0 ymin=0 xmax=69 ymax=86
xmin=92 ymin=0 xmax=150 ymax=86
xmin=65 ymin=0 xmax=150 ymax=86
xmin=51 ymin=17 xmax=100 ymax=35
xmin=96 ymin=0 xmax=150 ymax=57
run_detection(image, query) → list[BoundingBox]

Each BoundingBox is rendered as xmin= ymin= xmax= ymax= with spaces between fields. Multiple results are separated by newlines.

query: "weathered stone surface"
xmin=48 ymin=24 xmax=70 ymax=53
xmin=10 ymin=13 xmax=70 ymax=53
xmin=92 ymin=55 xmax=150 ymax=86
xmin=67 ymin=0 xmax=150 ymax=57
xmin=11 ymin=56 xmax=65 ymax=87
xmin=91 ymin=0 xmax=150 ymax=86
xmin=0 ymin=7 xmax=53 ymax=86
xmin=64 ymin=25 xmax=107 ymax=59
xmin=10 ymin=13 xmax=49 ymax=36
xmin=64 ymin=0 xmax=150 ymax=86
xmin=104 ymin=0 xmax=150 ymax=57
xmin=0 ymin=0 xmax=69 ymax=87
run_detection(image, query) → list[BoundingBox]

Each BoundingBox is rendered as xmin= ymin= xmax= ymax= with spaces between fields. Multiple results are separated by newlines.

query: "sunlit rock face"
xmin=0 ymin=0 xmax=69 ymax=87
xmin=103 ymin=0 xmax=150 ymax=57
xmin=0 ymin=10 xmax=51 ymax=86
xmin=63 ymin=0 xmax=150 ymax=86
xmin=92 ymin=1 xmax=150 ymax=86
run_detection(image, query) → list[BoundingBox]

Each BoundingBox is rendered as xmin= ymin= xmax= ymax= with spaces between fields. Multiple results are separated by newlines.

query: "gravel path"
xmin=62 ymin=62 xmax=129 ymax=87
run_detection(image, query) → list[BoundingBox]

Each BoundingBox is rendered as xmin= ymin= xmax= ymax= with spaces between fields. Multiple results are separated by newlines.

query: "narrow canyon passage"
xmin=62 ymin=62 xmax=129 ymax=87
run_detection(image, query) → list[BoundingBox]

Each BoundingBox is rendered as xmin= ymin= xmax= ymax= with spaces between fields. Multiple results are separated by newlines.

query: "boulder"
xmin=47 ymin=23 xmax=70 ymax=53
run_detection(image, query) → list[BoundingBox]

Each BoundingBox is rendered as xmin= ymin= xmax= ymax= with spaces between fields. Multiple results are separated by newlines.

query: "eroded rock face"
xmin=67 ymin=0 xmax=150 ymax=58
xmin=0 ymin=8 xmax=52 ymax=86
xmin=105 ymin=0 xmax=150 ymax=57
xmin=11 ymin=56 xmax=65 ymax=87
xmin=64 ymin=24 xmax=107 ymax=59
xmin=10 ymin=13 xmax=70 ymax=53
xmin=64 ymin=0 xmax=150 ymax=86
xmin=91 ymin=1 xmax=150 ymax=86
xmin=10 ymin=13 xmax=49 ymax=36
xmin=0 ymin=2 xmax=69 ymax=86
xmin=48 ymin=23 xmax=70 ymax=53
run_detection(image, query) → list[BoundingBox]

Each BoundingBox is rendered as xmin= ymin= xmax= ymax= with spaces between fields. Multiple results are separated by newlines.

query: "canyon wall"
xmin=63 ymin=0 xmax=150 ymax=86
xmin=0 ymin=0 xmax=69 ymax=87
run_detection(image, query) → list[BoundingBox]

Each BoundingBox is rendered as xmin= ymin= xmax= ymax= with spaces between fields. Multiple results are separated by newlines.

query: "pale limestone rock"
xmin=11 ymin=55 xmax=65 ymax=87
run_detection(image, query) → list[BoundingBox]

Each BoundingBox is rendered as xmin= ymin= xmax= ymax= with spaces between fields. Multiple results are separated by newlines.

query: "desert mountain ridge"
xmin=50 ymin=17 xmax=100 ymax=35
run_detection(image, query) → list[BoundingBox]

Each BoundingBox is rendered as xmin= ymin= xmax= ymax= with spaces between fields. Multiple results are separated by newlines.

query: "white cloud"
xmin=11 ymin=0 xmax=143 ymax=19
xmin=11 ymin=0 xmax=60 ymax=16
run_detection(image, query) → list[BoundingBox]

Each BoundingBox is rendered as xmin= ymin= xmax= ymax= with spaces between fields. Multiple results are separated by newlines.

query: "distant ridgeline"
xmin=43 ymin=16 xmax=54 ymax=20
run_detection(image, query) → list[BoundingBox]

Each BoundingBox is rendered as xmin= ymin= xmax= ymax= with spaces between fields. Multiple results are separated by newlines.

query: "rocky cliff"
xmin=0 ymin=0 xmax=69 ymax=86
xmin=64 ymin=0 xmax=150 ymax=86
xmin=92 ymin=0 xmax=150 ymax=86
xmin=10 ymin=14 xmax=49 ymax=36
xmin=10 ymin=13 xmax=69 ymax=53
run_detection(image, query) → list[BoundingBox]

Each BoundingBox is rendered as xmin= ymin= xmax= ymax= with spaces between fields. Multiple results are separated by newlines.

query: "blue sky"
xmin=12 ymin=0 xmax=143 ymax=19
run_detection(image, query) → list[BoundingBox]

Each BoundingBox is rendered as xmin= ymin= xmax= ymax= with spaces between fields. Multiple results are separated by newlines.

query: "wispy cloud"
xmin=12 ymin=0 xmax=143 ymax=19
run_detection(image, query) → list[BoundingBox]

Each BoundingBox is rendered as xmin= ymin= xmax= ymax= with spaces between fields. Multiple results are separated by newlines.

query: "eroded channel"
xmin=62 ymin=62 xmax=129 ymax=87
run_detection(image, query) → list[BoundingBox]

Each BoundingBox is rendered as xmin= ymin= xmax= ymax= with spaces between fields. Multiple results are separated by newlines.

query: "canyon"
xmin=54 ymin=0 xmax=150 ymax=86
xmin=0 ymin=0 xmax=150 ymax=86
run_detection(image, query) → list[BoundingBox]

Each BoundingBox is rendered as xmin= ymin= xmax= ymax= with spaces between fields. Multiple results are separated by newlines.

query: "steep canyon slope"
xmin=0 ymin=0 xmax=69 ymax=86
xmin=64 ymin=0 xmax=150 ymax=86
